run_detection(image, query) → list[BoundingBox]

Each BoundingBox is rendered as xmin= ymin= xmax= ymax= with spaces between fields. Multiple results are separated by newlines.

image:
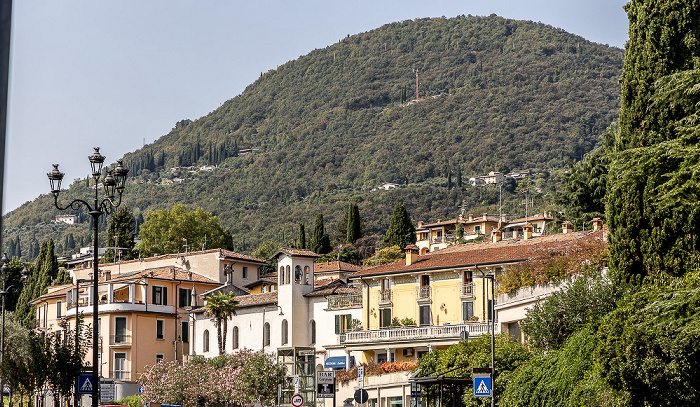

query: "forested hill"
xmin=4 ymin=15 xmax=623 ymax=256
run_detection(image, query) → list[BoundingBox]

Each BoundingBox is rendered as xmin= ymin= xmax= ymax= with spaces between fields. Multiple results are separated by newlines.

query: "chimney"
xmin=562 ymin=221 xmax=573 ymax=234
xmin=492 ymin=230 xmax=502 ymax=243
xmin=501 ymin=214 xmax=507 ymax=222
xmin=468 ymin=214 xmax=474 ymax=222
xmin=404 ymin=245 xmax=419 ymax=266
xmin=104 ymin=271 xmax=111 ymax=281
xmin=482 ymin=213 xmax=488 ymax=221
xmin=418 ymin=221 xmax=424 ymax=228
xmin=592 ymin=218 xmax=603 ymax=231
xmin=523 ymin=223 xmax=533 ymax=240
xmin=458 ymin=214 xmax=464 ymax=221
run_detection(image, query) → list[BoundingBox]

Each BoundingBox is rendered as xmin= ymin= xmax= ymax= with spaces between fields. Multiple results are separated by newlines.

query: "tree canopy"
xmin=138 ymin=204 xmax=233 ymax=257
xmin=105 ymin=206 xmax=137 ymax=263
xmin=384 ymin=203 xmax=416 ymax=248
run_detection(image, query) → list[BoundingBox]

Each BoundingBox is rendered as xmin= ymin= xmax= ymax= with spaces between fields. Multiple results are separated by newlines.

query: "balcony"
xmin=111 ymin=371 xmax=131 ymax=381
xmin=110 ymin=334 xmax=132 ymax=347
xmin=327 ymin=294 xmax=363 ymax=310
xmin=460 ymin=282 xmax=474 ymax=297
xmin=379 ymin=290 xmax=392 ymax=305
xmin=340 ymin=322 xmax=494 ymax=344
xmin=416 ymin=286 xmax=431 ymax=301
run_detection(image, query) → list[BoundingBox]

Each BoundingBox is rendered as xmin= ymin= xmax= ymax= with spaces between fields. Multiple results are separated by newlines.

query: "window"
xmin=181 ymin=321 xmax=189 ymax=343
xmin=262 ymin=285 xmax=268 ymax=293
xmin=419 ymin=305 xmax=431 ymax=326
xmin=56 ymin=300 xmax=62 ymax=318
xmin=285 ymin=266 xmax=291 ymax=285
xmin=379 ymin=309 xmax=392 ymax=328
xmin=115 ymin=317 xmax=127 ymax=343
xmin=263 ymin=323 xmax=271 ymax=346
xmin=462 ymin=301 xmax=474 ymax=322
xmin=232 ymin=326 xmax=239 ymax=349
xmin=114 ymin=352 xmax=127 ymax=379
xmin=376 ymin=351 xmax=395 ymax=364
xmin=155 ymin=354 xmax=164 ymax=364
xmin=156 ymin=319 xmax=164 ymax=340
xmin=335 ymin=314 xmax=352 ymax=334
xmin=242 ymin=267 xmax=248 ymax=279
xmin=178 ymin=288 xmax=192 ymax=308
xmin=304 ymin=266 xmax=311 ymax=285
xmin=475 ymin=225 xmax=481 ymax=234
xmin=152 ymin=286 xmax=167 ymax=305
xmin=294 ymin=266 xmax=302 ymax=283
xmin=203 ymin=330 xmax=210 ymax=352
xmin=279 ymin=266 xmax=285 ymax=284
xmin=281 ymin=320 xmax=289 ymax=345
xmin=310 ymin=320 xmax=316 ymax=344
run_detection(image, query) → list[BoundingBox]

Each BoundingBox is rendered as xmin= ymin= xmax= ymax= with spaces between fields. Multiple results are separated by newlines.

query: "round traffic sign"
xmin=354 ymin=389 xmax=369 ymax=404
xmin=291 ymin=393 xmax=304 ymax=407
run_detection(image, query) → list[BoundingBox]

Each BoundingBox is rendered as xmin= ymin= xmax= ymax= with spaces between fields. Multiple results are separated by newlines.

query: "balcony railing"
xmin=327 ymin=294 xmax=363 ymax=310
xmin=417 ymin=286 xmax=431 ymax=300
xmin=110 ymin=334 xmax=132 ymax=346
xmin=112 ymin=370 xmax=131 ymax=380
xmin=460 ymin=282 xmax=474 ymax=297
xmin=340 ymin=322 xmax=494 ymax=344
xmin=379 ymin=290 xmax=392 ymax=305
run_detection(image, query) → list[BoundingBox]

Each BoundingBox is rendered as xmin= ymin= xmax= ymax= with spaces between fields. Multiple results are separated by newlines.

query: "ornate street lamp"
xmin=48 ymin=148 xmax=128 ymax=407
xmin=0 ymin=255 xmax=30 ymax=406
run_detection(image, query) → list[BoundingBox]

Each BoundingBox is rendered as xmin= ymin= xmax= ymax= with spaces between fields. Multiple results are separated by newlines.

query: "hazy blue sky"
xmin=4 ymin=0 xmax=628 ymax=214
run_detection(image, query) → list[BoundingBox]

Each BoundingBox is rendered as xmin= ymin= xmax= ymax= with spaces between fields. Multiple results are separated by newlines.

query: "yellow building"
xmin=415 ymin=213 xmax=501 ymax=254
xmin=344 ymin=226 xmax=606 ymax=364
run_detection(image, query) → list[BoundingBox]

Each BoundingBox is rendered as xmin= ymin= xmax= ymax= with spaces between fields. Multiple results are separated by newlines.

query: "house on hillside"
xmin=415 ymin=213 xmax=503 ymax=254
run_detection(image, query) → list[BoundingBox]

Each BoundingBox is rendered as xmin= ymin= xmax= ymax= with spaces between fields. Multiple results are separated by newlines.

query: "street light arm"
xmin=53 ymin=196 xmax=95 ymax=213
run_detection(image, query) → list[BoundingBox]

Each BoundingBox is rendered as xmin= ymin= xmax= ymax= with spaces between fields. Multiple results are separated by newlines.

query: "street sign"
xmin=410 ymin=382 xmax=422 ymax=398
xmin=317 ymin=383 xmax=335 ymax=398
xmin=100 ymin=378 xmax=115 ymax=403
xmin=294 ymin=375 xmax=300 ymax=393
xmin=291 ymin=393 xmax=304 ymax=407
xmin=317 ymin=371 xmax=335 ymax=384
xmin=78 ymin=374 xmax=93 ymax=394
xmin=138 ymin=386 xmax=145 ymax=394
xmin=358 ymin=366 xmax=365 ymax=389
xmin=473 ymin=374 xmax=492 ymax=398
xmin=354 ymin=389 xmax=369 ymax=404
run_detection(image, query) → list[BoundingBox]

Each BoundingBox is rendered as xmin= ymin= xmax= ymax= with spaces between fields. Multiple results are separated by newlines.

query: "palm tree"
xmin=204 ymin=291 xmax=239 ymax=354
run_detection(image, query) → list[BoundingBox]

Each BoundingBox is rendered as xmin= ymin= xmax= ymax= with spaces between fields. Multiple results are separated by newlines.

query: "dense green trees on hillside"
xmin=104 ymin=206 xmax=137 ymax=263
xmin=384 ymin=203 xmax=416 ymax=248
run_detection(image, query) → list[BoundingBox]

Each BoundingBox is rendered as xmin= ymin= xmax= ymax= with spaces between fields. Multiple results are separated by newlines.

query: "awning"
xmin=324 ymin=356 xmax=355 ymax=368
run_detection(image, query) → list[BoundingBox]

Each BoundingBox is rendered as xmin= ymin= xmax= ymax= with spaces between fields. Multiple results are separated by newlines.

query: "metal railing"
xmin=327 ymin=294 xmax=363 ymax=310
xmin=111 ymin=370 xmax=130 ymax=380
xmin=341 ymin=322 xmax=494 ymax=344
xmin=379 ymin=290 xmax=392 ymax=305
xmin=461 ymin=282 xmax=474 ymax=297
xmin=110 ymin=334 xmax=132 ymax=345
xmin=417 ymin=286 xmax=431 ymax=300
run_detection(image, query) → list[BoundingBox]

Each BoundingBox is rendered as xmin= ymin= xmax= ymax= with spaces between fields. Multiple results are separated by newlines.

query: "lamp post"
xmin=48 ymin=148 xmax=128 ymax=407
xmin=1 ymin=255 xmax=30 ymax=406
xmin=73 ymin=278 xmax=92 ymax=407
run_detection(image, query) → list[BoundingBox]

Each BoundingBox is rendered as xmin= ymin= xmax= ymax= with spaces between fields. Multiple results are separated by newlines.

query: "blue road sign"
xmin=78 ymin=374 xmax=93 ymax=394
xmin=473 ymin=374 xmax=492 ymax=397
xmin=138 ymin=386 xmax=145 ymax=394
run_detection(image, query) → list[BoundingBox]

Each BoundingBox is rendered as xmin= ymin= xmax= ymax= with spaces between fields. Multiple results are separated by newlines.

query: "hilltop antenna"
xmin=413 ymin=68 xmax=420 ymax=101
xmin=521 ymin=189 xmax=534 ymax=224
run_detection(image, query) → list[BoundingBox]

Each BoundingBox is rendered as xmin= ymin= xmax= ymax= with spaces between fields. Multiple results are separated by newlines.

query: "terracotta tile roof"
xmin=244 ymin=278 xmax=278 ymax=289
xmin=508 ymin=213 xmax=554 ymax=223
xmin=82 ymin=248 xmax=265 ymax=271
xmin=235 ymin=291 xmax=278 ymax=308
xmin=305 ymin=281 xmax=361 ymax=297
xmin=350 ymin=230 xmax=605 ymax=277
xmin=314 ymin=261 xmax=362 ymax=273
xmin=30 ymin=285 xmax=74 ymax=304
xmin=272 ymin=248 xmax=320 ymax=259
xmin=417 ymin=216 xmax=500 ymax=230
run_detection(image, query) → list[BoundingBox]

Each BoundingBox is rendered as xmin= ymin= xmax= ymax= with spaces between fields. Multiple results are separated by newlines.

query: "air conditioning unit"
xmin=402 ymin=348 xmax=414 ymax=357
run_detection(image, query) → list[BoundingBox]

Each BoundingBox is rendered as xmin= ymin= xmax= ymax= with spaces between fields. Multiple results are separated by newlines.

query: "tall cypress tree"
xmin=607 ymin=0 xmax=700 ymax=284
xmin=346 ymin=204 xmax=362 ymax=244
xmin=384 ymin=203 xmax=416 ymax=248
xmin=298 ymin=223 xmax=307 ymax=249
xmin=311 ymin=214 xmax=331 ymax=254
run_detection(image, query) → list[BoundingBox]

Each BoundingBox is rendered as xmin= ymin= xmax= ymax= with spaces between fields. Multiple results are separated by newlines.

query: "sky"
xmin=3 ymin=0 xmax=629 ymax=214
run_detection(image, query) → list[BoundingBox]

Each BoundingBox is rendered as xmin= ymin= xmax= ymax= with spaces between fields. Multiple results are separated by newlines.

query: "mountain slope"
xmin=4 ymin=15 xmax=623 ymax=257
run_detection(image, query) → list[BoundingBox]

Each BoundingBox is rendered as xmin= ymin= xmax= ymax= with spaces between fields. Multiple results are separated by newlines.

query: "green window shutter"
xmin=462 ymin=301 xmax=474 ymax=321
xmin=163 ymin=287 xmax=168 ymax=305
xmin=335 ymin=315 xmax=340 ymax=334
xmin=152 ymin=286 xmax=157 ymax=305
xmin=487 ymin=299 xmax=493 ymax=321
xmin=345 ymin=314 xmax=352 ymax=331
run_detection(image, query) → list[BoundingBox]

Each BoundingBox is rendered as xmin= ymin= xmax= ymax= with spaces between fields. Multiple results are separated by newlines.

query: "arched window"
xmin=279 ymin=266 xmax=285 ymax=284
xmin=232 ymin=326 xmax=239 ymax=349
xmin=304 ymin=266 xmax=311 ymax=285
xmin=264 ymin=322 xmax=271 ymax=346
xmin=310 ymin=320 xmax=316 ymax=344
xmin=203 ymin=329 xmax=210 ymax=353
xmin=295 ymin=266 xmax=302 ymax=283
xmin=285 ymin=266 xmax=291 ymax=285
xmin=281 ymin=319 xmax=289 ymax=345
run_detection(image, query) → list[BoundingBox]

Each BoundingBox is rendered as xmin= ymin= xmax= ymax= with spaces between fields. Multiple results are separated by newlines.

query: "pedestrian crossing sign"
xmin=473 ymin=374 xmax=491 ymax=397
xmin=78 ymin=374 xmax=93 ymax=394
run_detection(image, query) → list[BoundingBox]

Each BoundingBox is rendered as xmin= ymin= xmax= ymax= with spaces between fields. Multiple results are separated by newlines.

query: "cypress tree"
xmin=384 ymin=203 xmax=416 ymax=248
xmin=607 ymin=0 xmax=700 ymax=284
xmin=311 ymin=214 xmax=332 ymax=254
xmin=298 ymin=223 xmax=306 ymax=249
xmin=346 ymin=204 xmax=362 ymax=244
